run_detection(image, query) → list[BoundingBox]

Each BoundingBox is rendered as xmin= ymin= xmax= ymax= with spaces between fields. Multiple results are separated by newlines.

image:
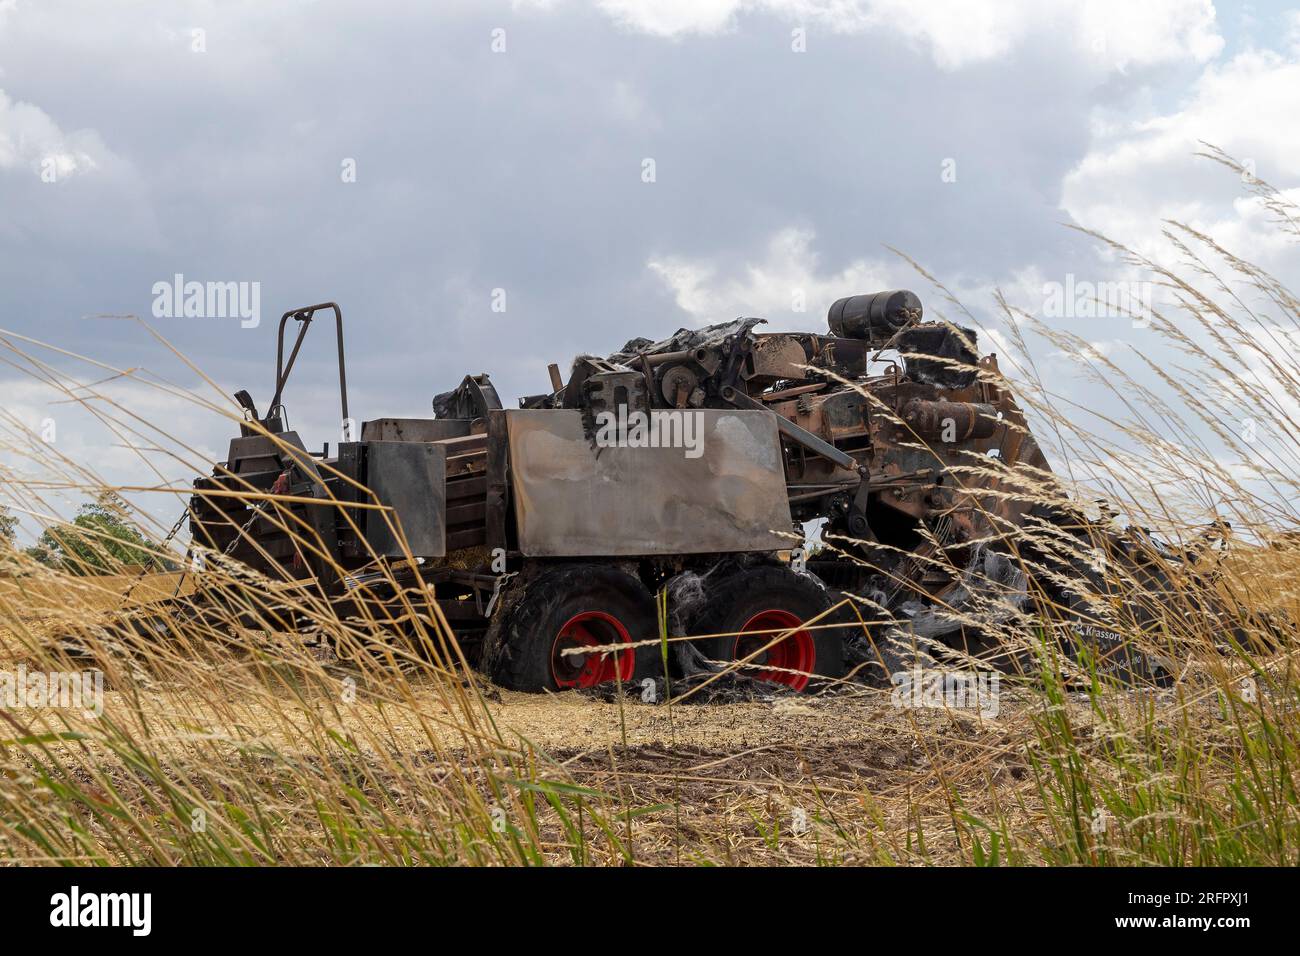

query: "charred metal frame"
xmin=268 ymin=302 xmax=348 ymax=432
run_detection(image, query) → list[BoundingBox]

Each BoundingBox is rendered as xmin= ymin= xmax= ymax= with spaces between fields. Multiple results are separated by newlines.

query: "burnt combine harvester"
xmin=188 ymin=293 xmax=1185 ymax=693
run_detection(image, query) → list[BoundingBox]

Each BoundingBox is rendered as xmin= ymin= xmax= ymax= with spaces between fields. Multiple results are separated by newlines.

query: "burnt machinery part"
xmin=901 ymin=400 xmax=999 ymax=441
xmin=481 ymin=564 xmax=661 ymax=692
xmin=827 ymin=290 xmax=923 ymax=341
xmin=432 ymin=373 xmax=502 ymax=421
xmin=197 ymin=289 xmax=1226 ymax=696
xmin=659 ymin=365 xmax=700 ymax=406
xmin=719 ymin=384 xmax=860 ymax=471
xmin=682 ymin=565 xmax=844 ymax=691
xmin=265 ymin=302 xmax=348 ymax=434
xmin=895 ymin=323 xmax=980 ymax=389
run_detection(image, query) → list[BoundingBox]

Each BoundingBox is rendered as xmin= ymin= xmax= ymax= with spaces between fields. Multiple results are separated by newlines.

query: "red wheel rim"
xmin=550 ymin=611 xmax=635 ymax=689
xmin=733 ymin=609 xmax=815 ymax=691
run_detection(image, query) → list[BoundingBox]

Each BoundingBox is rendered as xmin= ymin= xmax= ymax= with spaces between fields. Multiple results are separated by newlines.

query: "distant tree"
xmin=0 ymin=506 xmax=20 ymax=576
xmin=31 ymin=491 xmax=164 ymax=575
xmin=0 ymin=505 xmax=18 ymax=547
xmin=22 ymin=544 xmax=57 ymax=568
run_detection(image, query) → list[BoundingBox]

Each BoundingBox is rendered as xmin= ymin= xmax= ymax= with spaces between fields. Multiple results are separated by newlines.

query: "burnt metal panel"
xmin=485 ymin=409 xmax=510 ymax=553
xmin=360 ymin=418 xmax=472 ymax=442
xmin=225 ymin=430 xmax=309 ymax=475
xmin=505 ymin=409 xmax=792 ymax=557
xmin=747 ymin=334 xmax=809 ymax=380
xmin=363 ymin=440 xmax=446 ymax=558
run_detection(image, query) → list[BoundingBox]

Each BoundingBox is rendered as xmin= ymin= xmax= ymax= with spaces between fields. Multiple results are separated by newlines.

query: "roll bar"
xmin=266 ymin=302 xmax=349 ymax=431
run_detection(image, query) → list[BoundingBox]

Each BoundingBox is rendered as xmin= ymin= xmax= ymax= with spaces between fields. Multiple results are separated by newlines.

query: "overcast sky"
xmin=2 ymin=0 xmax=1298 ymax=534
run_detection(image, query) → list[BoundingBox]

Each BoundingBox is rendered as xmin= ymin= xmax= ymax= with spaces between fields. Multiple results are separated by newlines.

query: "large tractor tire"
xmin=688 ymin=565 xmax=844 ymax=692
xmin=1056 ymin=590 xmax=1174 ymax=685
xmin=483 ymin=564 xmax=661 ymax=693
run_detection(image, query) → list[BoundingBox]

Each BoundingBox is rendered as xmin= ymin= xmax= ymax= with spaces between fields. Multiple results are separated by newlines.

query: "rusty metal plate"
xmin=363 ymin=440 xmax=446 ymax=558
xmin=360 ymin=418 xmax=472 ymax=442
xmin=506 ymin=409 xmax=792 ymax=557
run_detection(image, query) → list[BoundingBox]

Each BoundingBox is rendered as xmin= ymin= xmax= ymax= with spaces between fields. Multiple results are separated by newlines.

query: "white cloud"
xmin=579 ymin=0 xmax=1221 ymax=71
xmin=0 ymin=88 xmax=109 ymax=178
xmin=1068 ymin=0 xmax=1222 ymax=71
xmin=647 ymin=226 xmax=893 ymax=328
xmin=594 ymin=0 xmax=751 ymax=36
xmin=1062 ymin=48 xmax=1300 ymax=270
xmin=0 ymin=371 xmax=232 ymax=540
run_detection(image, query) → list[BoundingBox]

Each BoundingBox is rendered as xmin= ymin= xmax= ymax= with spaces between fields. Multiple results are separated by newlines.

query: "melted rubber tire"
xmin=483 ymin=564 xmax=661 ymax=693
xmin=688 ymin=565 xmax=844 ymax=691
xmin=1059 ymin=592 xmax=1173 ymax=685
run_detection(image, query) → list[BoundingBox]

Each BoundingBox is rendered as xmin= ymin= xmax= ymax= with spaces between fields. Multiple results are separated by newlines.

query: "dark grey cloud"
xmin=1 ymin=0 xmax=1296 ymax=525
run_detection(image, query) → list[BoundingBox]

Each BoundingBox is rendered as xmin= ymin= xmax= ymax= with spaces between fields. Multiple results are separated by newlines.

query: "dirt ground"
xmin=0 ymin=571 xmax=1218 ymax=864
xmin=82 ymin=676 xmax=1042 ymax=864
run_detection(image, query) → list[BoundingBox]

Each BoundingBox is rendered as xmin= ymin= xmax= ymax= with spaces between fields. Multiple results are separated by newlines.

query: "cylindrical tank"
xmin=827 ymin=290 xmax=923 ymax=341
xmin=901 ymin=400 xmax=999 ymax=441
